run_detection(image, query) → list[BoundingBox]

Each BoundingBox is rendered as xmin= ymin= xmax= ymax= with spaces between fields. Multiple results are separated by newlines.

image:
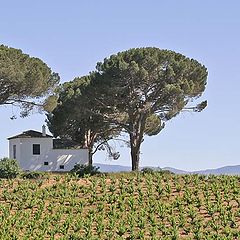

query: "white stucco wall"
xmin=36 ymin=149 xmax=89 ymax=171
xmin=8 ymin=137 xmax=88 ymax=172
xmin=9 ymin=138 xmax=21 ymax=160
xmin=13 ymin=137 xmax=53 ymax=170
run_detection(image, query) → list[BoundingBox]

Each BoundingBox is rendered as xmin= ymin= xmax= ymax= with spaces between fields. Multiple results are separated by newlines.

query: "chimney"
xmin=42 ymin=125 xmax=46 ymax=136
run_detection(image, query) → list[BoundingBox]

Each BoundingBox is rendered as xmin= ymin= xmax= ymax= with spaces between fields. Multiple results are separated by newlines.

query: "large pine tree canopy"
xmin=94 ymin=47 xmax=208 ymax=170
xmin=0 ymin=45 xmax=59 ymax=116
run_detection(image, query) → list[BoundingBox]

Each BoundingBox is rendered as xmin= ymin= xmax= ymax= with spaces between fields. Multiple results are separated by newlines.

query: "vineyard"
xmin=0 ymin=172 xmax=239 ymax=239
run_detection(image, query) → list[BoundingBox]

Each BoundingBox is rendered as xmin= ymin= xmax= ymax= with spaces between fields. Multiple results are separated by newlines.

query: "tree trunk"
xmin=131 ymin=146 xmax=140 ymax=171
xmin=85 ymin=129 xmax=96 ymax=167
xmin=129 ymin=113 xmax=147 ymax=171
xmin=130 ymin=131 xmax=143 ymax=171
xmin=88 ymin=150 xmax=93 ymax=166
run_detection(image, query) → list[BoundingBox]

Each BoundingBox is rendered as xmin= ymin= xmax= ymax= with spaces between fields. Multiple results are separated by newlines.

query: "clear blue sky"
xmin=1 ymin=0 xmax=240 ymax=171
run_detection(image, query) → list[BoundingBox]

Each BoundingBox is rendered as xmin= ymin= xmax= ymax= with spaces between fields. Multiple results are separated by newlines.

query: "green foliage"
xmin=0 ymin=157 xmax=21 ymax=178
xmin=141 ymin=167 xmax=174 ymax=175
xmin=21 ymin=171 xmax=45 ymax=179
xmin=94 ymin=47 xmax=208 ymax=170
xmin=0 ymin=173 xmax=239 ymax=238
xmin=0 ymin=44 xmax=59 ymax=115
xmin=47 ymin=76 xmax=110 ymax=144
xmin=70 ymin=164 xmax=100 ymax=177
xmin=145 ymin=114 xmax=165 ymax=136
xmin=48 ymin=47 xmax=208 ymax=171
xmin=42 ymin=95 xmax=59 ymax=113
xmin=141 ymin=167 xmax=155 ymax=174
xmin=47 ymin=75 xmax=121 ymax=165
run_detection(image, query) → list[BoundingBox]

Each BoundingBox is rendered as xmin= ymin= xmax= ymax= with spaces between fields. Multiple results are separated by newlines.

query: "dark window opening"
xmin=60 ymin=165 xmax=64 ymax=169
xmin=33 ymin=144 xmax=40 ymax=155
xmin=13 ymin=145 xmax=16 ymax=159
xmin=44 ymin=162 xmax=49 ymax=166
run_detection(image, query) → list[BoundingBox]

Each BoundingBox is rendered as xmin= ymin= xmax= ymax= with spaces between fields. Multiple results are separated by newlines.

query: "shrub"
xmin=70 ymin=164 xmax=100 ymax=177
xmin=21 ymin=171 xmax=44 ymax=179
xmin=141 ymin=167 xmax=174 ymax=175
xmin=141 ymin=167 xmax=155 ymax=174
xmin=160 ymin=169 xmax=174 ymax=175
xmin=0 ymin=158 xmax=21 ymax=179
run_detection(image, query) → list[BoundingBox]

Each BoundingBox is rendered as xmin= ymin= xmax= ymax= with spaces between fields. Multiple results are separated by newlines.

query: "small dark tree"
xmin=0 ymin=45 xmax=59 ymax=116
xmin=94 ymin=47 xmax=208 ymax=171
xmin=47 ymin=75 xmax=120 ymax=166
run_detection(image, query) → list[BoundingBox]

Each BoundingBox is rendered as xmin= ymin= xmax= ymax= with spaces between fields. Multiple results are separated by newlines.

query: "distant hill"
xmin=95 ymin=163 xmax=240 ymax=175
xmin=95 ymin=163 xmax=131 ymax=172
xmin=162 ymin=167 xmax=188 ymax=174
xmin=193 ymin=165 xmax=240 ymax=175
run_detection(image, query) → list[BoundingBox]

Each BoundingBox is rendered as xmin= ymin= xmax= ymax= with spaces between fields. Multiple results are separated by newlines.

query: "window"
xmin=44 ymin=162 xmax=49 ymax=166
xmin=60 ymin=165 xmax=64 ymax=169
xmin=33 ymin=144 xmax=40 ymax=155
xmin=13 ymin=145 xmax=16 ymax=159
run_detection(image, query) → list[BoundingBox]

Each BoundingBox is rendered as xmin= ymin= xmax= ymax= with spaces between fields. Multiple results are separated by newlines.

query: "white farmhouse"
xmin=8 ymin=126 xmax=88 ymax=172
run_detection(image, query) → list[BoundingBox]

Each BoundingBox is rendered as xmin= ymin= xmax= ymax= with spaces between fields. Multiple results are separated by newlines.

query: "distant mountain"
xmin=162 ymin=167 xmax=188 ymax=174
xmin=95 ymin=164 xmax=173 ymax=173
xmin=95 ymin=163 xmax=240 ymax=175
xmin=95 ymin=163 xmax=131 ymax=172
xmin=193 ymin=165 xmax=240 ymax=175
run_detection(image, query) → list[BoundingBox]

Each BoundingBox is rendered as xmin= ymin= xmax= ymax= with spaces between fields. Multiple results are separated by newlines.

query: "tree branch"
xmin=1 ymin=98 xmax=43 ymax=107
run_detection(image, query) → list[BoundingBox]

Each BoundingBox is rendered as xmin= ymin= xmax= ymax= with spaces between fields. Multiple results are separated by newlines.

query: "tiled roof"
xmin=8 ymin=130 xmax=52 ymax=140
